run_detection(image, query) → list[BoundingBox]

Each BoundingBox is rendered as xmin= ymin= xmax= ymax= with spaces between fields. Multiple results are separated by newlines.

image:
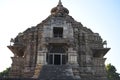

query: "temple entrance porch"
xmin=48 ymin=53 xmax=67 ymax=65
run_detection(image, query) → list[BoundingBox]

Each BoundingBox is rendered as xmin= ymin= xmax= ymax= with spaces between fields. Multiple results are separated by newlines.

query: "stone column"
xmin=67 ymin=48 xmax=80 ymax=79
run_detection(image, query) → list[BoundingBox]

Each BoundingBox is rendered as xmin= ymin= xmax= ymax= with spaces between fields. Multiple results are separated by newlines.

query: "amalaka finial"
xmin=51 ymin=0 xmax=69 ymax=14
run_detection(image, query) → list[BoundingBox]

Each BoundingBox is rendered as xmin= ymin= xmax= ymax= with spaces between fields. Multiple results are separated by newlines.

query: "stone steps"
xmin=0 ymin=78 xmax=36 ymax=80
xmin=38 ymin=65 xmax=80 ymax=80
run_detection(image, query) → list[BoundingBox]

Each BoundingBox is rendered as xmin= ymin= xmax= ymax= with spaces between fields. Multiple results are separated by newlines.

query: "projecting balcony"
xmin=7 ymin=44 xmax=25 ymax=57
xmin=92 ymin=48 xmax=110 ymax=57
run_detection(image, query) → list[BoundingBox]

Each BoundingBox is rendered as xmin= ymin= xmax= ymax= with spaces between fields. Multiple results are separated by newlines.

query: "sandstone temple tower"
xmin=8 ymin=0 xmax=110 ymax=80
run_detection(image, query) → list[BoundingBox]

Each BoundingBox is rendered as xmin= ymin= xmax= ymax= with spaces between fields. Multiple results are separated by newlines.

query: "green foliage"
xmin=0 ymin=67 xmax=10 ymax=77
xmin=106 ymin=63 xmax=120 ymax=80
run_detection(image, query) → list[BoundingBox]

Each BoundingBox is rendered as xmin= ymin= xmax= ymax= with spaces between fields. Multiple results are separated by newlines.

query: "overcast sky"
xmin=0 ymin=0 xmax=120 ymax=73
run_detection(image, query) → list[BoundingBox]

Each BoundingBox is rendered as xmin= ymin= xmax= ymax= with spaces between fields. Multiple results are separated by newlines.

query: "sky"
xmin=0 ymin=0 xmax=120 ymax=73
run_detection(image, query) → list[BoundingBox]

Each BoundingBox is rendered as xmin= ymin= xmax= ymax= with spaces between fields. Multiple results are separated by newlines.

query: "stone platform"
xmin=38 ymin=65 xmax=80 ymax=80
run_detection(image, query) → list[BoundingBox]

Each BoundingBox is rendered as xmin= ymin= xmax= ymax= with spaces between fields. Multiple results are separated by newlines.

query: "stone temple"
xmin=8 ymin=0 xmax=110 ymax=80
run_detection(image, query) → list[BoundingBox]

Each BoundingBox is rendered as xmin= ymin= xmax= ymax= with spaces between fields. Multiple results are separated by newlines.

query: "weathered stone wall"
xmin=7 ymin=1 xmax=110 ymax=80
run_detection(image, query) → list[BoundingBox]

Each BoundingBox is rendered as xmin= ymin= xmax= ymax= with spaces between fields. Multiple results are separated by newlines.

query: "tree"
xmin=0 ymin=67 xmax=10 ymax=78
xmin=106 ymin=63 xmax=120 ymax=80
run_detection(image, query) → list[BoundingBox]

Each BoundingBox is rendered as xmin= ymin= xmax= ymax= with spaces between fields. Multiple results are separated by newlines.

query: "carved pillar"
xmin=67 ymin=47 xmax=80 ymax=79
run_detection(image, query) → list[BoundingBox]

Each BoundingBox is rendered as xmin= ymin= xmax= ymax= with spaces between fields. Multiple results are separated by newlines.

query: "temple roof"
xmin=51 ymin=0 xmax=69 ymax=15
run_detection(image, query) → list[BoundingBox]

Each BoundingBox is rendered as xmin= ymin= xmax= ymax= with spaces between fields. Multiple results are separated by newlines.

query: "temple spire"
xmin=58 ymin=0 xmax=62 ymax=6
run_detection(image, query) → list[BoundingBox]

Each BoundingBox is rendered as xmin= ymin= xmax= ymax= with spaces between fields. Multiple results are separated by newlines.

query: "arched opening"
xmin=47 ymin=44 xmax=67 ymax=65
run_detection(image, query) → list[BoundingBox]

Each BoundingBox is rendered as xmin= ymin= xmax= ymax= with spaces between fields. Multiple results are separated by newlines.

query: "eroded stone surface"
xmin=8 ymin=1 xmax=110 ymax=80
